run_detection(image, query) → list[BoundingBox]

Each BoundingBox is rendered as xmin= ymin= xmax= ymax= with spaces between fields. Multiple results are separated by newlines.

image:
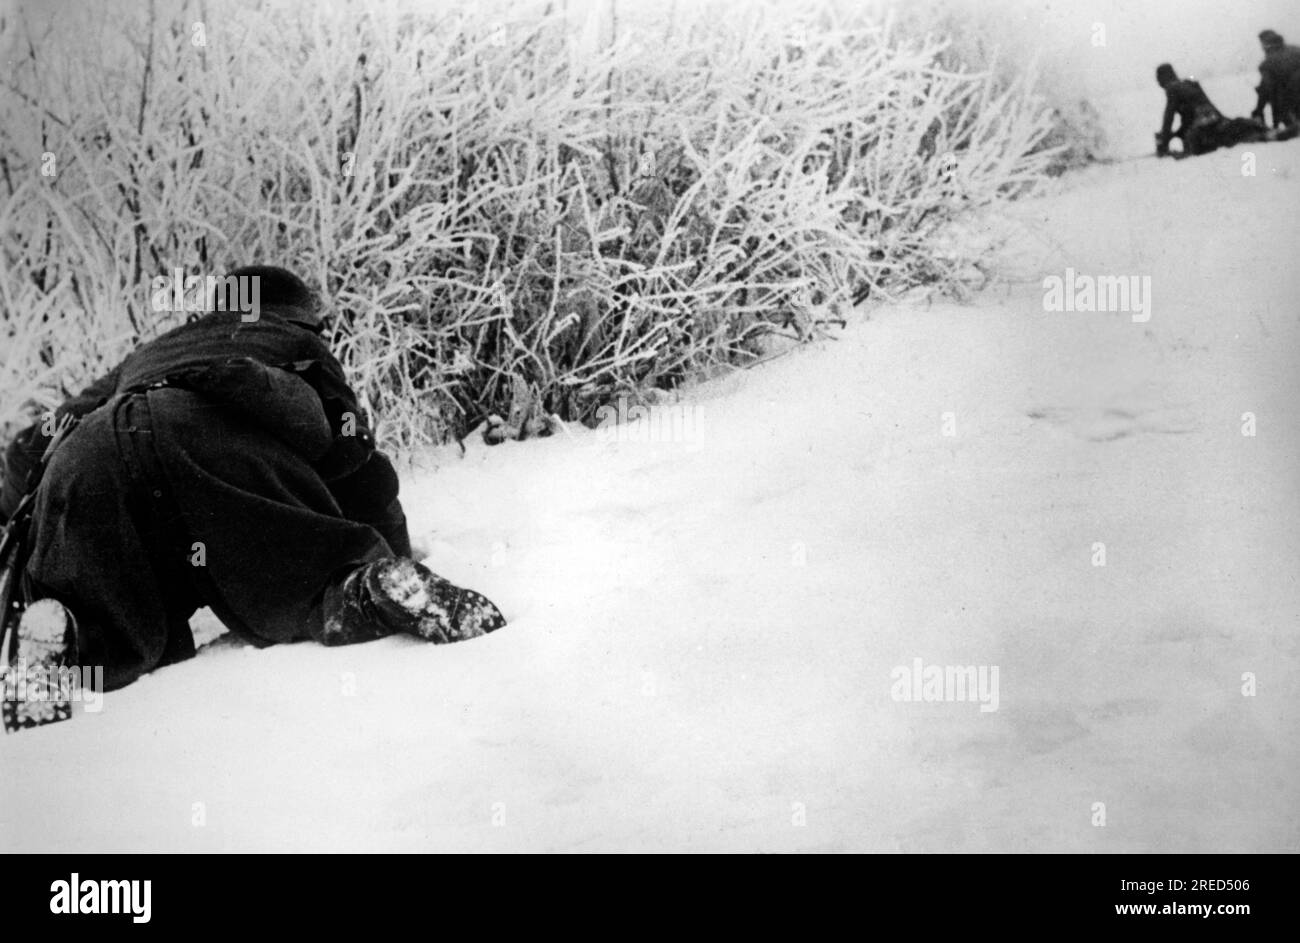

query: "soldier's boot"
xmin=322 ymin=557 xmax=506 ymax=646
xmin=2 ymin=599 xmax=78 ymax=732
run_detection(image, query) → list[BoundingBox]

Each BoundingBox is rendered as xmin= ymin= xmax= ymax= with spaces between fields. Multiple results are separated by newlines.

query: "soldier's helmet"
xmin=1259 ymin=30 xmax=1284 ymax=50
xmin=226 ymin=265 xmax=326 ymax=332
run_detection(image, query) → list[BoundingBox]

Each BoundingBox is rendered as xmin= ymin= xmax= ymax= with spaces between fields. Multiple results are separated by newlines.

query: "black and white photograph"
xmin=0 ymin=0 xmax=1296 ymax=878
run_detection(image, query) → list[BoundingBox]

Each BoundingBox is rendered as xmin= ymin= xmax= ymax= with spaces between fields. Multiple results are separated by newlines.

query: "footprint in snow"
xmin=1026 ymin=404 xmax=1199 ymax=442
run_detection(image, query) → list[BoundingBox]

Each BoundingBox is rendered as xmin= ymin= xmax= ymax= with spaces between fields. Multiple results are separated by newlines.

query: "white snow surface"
xmin=3 ymin=85 xmax=1298 ymax=852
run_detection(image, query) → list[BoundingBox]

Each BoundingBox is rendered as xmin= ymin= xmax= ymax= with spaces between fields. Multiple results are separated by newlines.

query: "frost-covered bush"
xmin=1 ymin=0 xmax=1057 ymax=454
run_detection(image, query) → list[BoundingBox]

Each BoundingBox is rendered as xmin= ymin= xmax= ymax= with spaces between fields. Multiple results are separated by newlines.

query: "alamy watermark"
xmin=890 ymin=658 xmax=999 ymax=712
xmin=595 ymin=394 xmax=706 ymax=444
xmin=149 ymin=268 xmax=261 ymax=321
xmin=2 ymin=660 xmax=104 ymax=713
xmin=50 ymin=873 xmax=150 ymax=923
xmin=1042 ymin=268 xmax=1151 ymax=323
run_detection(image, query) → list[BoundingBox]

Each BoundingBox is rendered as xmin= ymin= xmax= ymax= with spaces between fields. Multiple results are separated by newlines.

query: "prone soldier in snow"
xmin=0 ymin=266 xmax=506 ymax=728
xmin=1153 ymin=63 xmax=1285 ymax=158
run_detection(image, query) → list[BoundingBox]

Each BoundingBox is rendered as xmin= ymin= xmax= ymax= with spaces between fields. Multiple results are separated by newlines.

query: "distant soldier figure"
xmin=1154 ymin=63 xmax=1282 ymax=157
xmin=0 ymin=266 xmax=506 ymax=729
xmin=1251 ymin=29 xmax=1300 ymax=129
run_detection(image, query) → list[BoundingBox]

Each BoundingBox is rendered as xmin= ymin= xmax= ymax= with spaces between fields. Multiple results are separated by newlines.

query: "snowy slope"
xmin=2 ymin=98 xmax=1298 ymax=853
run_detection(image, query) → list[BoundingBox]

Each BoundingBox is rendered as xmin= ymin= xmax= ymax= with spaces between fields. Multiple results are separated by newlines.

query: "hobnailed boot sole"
xmin=364 ymin=558 xmax=507 ymax=643
xmin=2 ymin=599 xmax=77 ymax=732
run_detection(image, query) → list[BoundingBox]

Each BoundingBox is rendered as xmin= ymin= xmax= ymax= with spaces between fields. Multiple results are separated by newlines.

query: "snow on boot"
xmin=2 ymin=598 xmax=77 ymax=732
xmin=319 ymin=562 xmax=401 ymax=646
xmin=363 ymin=558 xmax=507 ymax=643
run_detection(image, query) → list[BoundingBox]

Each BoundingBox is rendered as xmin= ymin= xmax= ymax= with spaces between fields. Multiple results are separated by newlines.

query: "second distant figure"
xmin=1252 ymin=30 xmax=1300 ymax=130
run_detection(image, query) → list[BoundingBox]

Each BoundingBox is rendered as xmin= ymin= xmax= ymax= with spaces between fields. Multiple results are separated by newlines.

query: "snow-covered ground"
xmin=3 ymin=81 xmax=1297 ymax=853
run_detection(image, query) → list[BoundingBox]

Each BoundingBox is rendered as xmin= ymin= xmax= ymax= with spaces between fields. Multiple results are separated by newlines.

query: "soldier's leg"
xmin=1184 ymin=122 xmax=1213 ymax=155
xmin=146 ymin=390 xmax=505 ymax=648
xmin=1281 ymin=85 xmax=1300 ymax=128
xmin=24 ymin=399 xmax=195 ymax=692
xmin=147 ymin=388 xmax=400 ymax=646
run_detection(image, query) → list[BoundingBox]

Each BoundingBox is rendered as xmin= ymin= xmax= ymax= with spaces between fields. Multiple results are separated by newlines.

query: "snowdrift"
xmin=3 ymin=76 xmax=1298 ymax=852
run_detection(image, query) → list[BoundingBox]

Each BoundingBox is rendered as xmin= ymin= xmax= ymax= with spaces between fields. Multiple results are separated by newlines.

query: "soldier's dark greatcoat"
xmin=0 ymin=307 xmax=410 ymax=691
xmin=1157 ymin=74 xmax=1272 ymax=157
xmin=1256 ymin=43 xmax=1300 ymax=127
xmin=1158 ymin=78 xmax=1224 ymax=155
